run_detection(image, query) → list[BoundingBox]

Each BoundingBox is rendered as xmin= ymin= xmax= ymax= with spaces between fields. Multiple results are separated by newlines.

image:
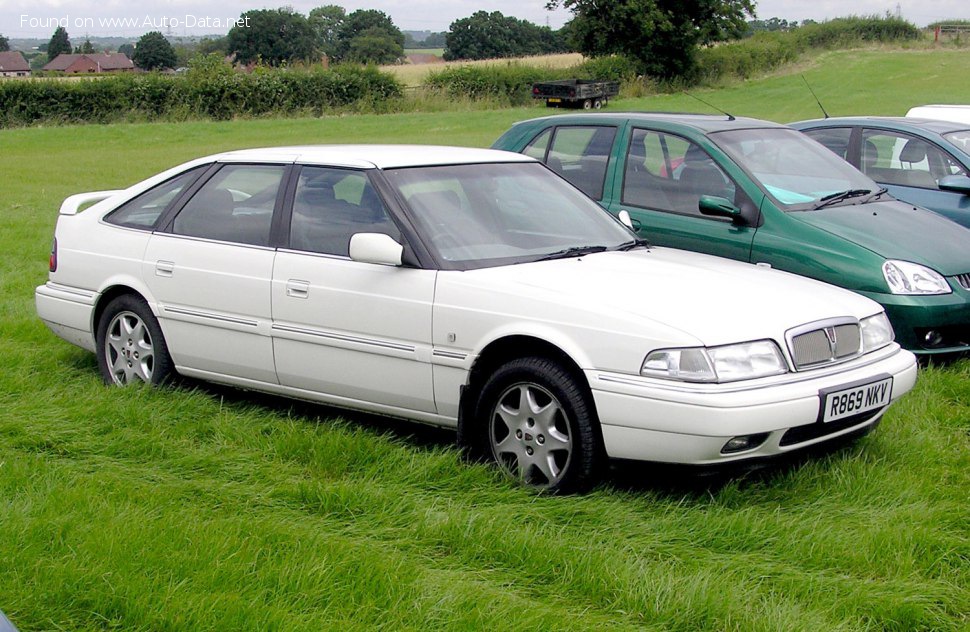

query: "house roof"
xmin=43 ymin=53 xmax=134 ymax=71
xmin=0 ymin=51 xmax=30 ymax=72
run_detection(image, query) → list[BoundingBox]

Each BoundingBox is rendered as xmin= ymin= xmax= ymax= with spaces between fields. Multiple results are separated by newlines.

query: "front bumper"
xmin=861 ymin=284 xmax=970 ymax=355
xmin=587 ymin=344 xmax=917 ymax=465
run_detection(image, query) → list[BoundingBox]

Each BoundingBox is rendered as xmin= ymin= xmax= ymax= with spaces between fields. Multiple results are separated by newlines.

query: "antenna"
xmin=682 ymin=91 xmax=734 ymax=121
xmin=801 ymin=75 xmax=829 ymax=119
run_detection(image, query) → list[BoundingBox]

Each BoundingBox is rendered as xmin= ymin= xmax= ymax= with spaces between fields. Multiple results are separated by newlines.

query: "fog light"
xmin=721 ymin=433 xmax=770 ymax=454
xmin=923 ymin=330 xmax=944 ymax=347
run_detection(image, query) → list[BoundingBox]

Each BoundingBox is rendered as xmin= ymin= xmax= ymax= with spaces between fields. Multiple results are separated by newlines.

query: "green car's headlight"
xmin=641 ymin=340 xmax=788 ymax=383
xmin=883 ymin=260 xmax=951 ymax=295
xmin=860 ymin=312 xmax=894 ymax=353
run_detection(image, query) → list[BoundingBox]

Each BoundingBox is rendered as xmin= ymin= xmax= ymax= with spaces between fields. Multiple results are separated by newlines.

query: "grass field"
xmin=1 ymin=48 xmax=969 ymax=630
xmin=384 ymin=52 xmax=584 ymax=88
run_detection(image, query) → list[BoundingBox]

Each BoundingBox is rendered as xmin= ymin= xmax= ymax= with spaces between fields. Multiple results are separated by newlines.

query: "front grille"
xmin=779 ymin=409 xmax=882 ymax=446
xmin=789 ymin=322 xmax=861 ymax=370
xmin=954 ymin=273 xmax=970 ymax=291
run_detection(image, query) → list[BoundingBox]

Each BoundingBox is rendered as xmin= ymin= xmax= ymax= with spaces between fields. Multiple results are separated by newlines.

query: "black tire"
xmin=582 ymin=99 xmax=593 ymax=110
xmin=593 ymin=99 xmax=602 ymax=109
xmin=96 ymin=294 xmax=174 ymax=386
xmin=473 ymin=357 xmax=603 ymax=493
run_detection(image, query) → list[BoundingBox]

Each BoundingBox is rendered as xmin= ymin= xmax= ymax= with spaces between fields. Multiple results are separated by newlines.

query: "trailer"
xmin=531 ymin=79 xmax=620 ymax=110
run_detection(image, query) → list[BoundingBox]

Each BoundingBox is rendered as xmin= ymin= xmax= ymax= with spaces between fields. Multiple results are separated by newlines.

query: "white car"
xmin=906 ymin=104 xmax=970 ymax=125
xmin=36 ymin=145 xmax=917 ymax=492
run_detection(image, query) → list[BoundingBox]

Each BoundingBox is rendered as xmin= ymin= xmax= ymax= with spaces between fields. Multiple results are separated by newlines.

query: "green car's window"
xmin=289 ymin=167 xmax=399 ymax=257
xmin=523 ymin=128 xmax=552 ymax=160
xmin=862 ymin=129 xmax=967 ymax=189
xmin=542 ymin=125 xmax=617 ymax=200
xmin=171 ymin=164 xmax=284 ymax=246
xmin=105 ymin=166 xmax=206 ymax=230
xmin=623 ymin=128 xmax=735 ymax=216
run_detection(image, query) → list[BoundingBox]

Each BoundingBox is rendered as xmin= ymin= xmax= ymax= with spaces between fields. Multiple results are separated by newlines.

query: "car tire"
xmin=96 ymin=294 xmax=174 ymax=386
xmin=474 ymin=357 xmax=603 ymax=493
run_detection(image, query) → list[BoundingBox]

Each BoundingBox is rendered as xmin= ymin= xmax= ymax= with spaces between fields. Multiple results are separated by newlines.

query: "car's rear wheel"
xmin=476 ymin=357 xmax=602 ymax=493
xmin=96 ymin=295 xmax=173 ymax=386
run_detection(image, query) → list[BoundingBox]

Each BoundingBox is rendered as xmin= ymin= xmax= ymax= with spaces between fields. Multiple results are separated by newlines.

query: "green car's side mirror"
xmin=938 ymin=175 xmax=970 ymax=195
xmin=699 ymin=195 xmax=743 ymax=220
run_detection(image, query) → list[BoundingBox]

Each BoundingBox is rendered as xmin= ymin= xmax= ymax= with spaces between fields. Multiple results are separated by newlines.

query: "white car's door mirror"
xmin=349 ymin=233 xmax=404 ymax=266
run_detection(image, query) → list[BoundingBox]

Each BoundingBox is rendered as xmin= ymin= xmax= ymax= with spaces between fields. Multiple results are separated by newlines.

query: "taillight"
xmin=49 ymin=237 xmax=57 ymax=272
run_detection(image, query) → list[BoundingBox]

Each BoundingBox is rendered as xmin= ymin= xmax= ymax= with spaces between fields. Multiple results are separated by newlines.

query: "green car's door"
xmin=605 ymin=126 xmax=759 ymax=263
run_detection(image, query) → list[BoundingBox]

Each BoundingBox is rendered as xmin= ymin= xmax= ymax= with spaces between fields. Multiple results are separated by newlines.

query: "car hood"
xmin=790 ymin=199 xmax=970 ymax=275
xmin=437 ymin=247 xmax=881 ymax=350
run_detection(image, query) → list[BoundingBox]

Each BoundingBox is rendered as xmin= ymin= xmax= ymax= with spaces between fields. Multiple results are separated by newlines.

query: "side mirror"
xmin=349 ymin=233 xmax=403 ymax=266
xmin=699 ymin=195 xmax=743 ymax=220
xmin=938 ymin=174 xmax=970 ymax=195
xmin=617 ymin=209 xmax=641 ymax=231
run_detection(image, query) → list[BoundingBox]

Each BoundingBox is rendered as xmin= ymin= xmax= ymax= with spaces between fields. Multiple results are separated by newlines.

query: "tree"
xmin=227 ymin=8 xmax=317 ymax=66
xmin=333 ymin=9 xmax=404 ymax=64
xmin=118 ymin=42 xmax=135 ymax=58
xmin=76 ymin=39 xmax=96 ymax=54
xmin=133 ymin=31 xmax=177 ymax=70
xmin=444 ymin=11 xmax=567 ymax=61
xmin=0 ymin=34 xmax=9 ymax=52
xmin=546 ymin=0 xmax=755 ymax=79
xmin=309 ymin=5 xmax=346 ymax=60
xmin=47 ymin=26 xmax=72 ymax=59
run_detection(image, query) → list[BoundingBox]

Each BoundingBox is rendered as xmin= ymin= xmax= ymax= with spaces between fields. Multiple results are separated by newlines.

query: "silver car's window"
xmin=801 ymin=127 xmax=852 ymax=161
xmin=861 ymin=129 xmax=967 ymax=189
xmin=105 ymin=166 xmax=205 ymax=230
xmin=289 ymin=167 xmax=400 ymax=257
xmin=941 ymin=130 xmax=970 ymax=156
xmin=383 ymin=162 xmax=631 ymax=268
xmin=171 ymin=164 xmax=284 ymax=246
xmin=713 ymin=128 xmax=877 ymax=209
xmin=623 ymin=128 xmax=736 ymax=216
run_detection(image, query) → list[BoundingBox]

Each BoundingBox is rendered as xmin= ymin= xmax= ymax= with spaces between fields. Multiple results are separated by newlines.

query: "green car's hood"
xmin=790 ymin=200 xmax=970 ymax=276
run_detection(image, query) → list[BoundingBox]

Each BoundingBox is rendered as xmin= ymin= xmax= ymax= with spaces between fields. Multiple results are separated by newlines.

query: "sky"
xmin=2 ymin=0 xmax=968 ymax=39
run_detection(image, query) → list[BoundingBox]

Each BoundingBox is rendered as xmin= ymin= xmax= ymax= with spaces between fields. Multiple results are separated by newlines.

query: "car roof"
xmin=511 ymin=112 xmax=789 ymax=133
xmin=207 ymin=144 xmax=537 ymax=169
xmin=792 ymin=116 xmax=970 ymax=134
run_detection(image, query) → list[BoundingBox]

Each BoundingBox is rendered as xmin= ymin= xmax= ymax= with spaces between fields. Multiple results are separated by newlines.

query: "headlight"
xmin=860 ymin=312 xmax=894 ymax=353
xmin=641 ymin=340 xmax=788 ymax=383
xmin=883 ymin=260 xmax=951 ymax=295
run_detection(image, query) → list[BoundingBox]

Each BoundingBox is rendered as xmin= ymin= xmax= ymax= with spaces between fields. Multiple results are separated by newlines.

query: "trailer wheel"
xmin=582 ymin=99 xmax=592 ymax=110
xmin=593 ymin=99 xmax=603 ymax=110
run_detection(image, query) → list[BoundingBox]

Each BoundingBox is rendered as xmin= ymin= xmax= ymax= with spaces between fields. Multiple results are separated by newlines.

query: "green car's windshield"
xmin=711 ymin=128 xmax=879 ymax=210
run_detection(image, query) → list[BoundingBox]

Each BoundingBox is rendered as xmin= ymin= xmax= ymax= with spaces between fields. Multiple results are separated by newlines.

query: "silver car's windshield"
xmin=383 ymin=162 xmax=635 ymax=269
xmin=942 ymin=130 xmax=970 ymax=157
xmin=711 ymin=128 xmax=879 ymax=210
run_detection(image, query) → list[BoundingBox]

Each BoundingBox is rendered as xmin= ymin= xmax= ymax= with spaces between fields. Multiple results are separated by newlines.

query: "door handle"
xmin=286 ymin=280 xmax=310 ymax=299
xmin=155 ymin=260 xmax=175 ymax=277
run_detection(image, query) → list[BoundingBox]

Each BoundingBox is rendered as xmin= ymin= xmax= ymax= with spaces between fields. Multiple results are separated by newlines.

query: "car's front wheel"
xmin=476 ymin=357 xmax=603 ymax=493
xmin=96 ymin=295 xmax=173 ymax=386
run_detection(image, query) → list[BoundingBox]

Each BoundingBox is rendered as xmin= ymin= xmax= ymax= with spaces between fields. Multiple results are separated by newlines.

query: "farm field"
xmin=1 ymin=48 xmax=969 ymax=630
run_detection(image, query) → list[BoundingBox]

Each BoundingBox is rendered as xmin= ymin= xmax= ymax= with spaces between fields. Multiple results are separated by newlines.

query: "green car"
xmin=493 ymin=113 xmax=970 ymax=356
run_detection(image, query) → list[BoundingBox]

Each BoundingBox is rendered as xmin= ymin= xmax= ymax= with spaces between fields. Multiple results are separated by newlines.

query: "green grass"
xmin=1 ymin=47 xmax=969 ymax=630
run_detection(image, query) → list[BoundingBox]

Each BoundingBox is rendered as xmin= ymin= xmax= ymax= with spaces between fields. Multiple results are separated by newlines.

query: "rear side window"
xmin=104 ymin=166 xmax=206 ymax=229
xmin=536 ymin=126 xmax=617 ymax=200
xmin=802 ymin=127 xmax=852 ymax=160
xmin=171 ymin=164 xmax=285 ymax=246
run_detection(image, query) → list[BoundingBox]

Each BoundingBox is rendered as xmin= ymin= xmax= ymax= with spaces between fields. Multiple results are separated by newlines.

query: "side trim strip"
xmin=272 ymin=323 xmax=415 ymax=353
xmin=432 ymin=350 xmax=467 ymax=360
xmin=162 ymin=306 xmax=259 ymax=327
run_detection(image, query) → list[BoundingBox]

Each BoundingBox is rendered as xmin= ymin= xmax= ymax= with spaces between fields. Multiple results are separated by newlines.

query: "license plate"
xmin=820 ymin=376 xmax=893 ymax=423
xmin=547 ymin=98 xmax=561 ymax=103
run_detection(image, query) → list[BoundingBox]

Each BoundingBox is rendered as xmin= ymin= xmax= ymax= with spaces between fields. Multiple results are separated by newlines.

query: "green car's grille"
xmin=790 ymin=323 xmax=861 ymax=369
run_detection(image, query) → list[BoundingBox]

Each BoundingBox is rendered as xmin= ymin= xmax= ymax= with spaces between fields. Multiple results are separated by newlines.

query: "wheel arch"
xmin=92 ymin=283 xmax=155 ymax=335
xmin=457 ymin=334 xmax=596 ymax=447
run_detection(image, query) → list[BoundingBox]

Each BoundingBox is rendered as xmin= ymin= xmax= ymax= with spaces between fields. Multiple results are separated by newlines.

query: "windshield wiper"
xmin=813 ymin=188 xmax=872 ymax=210
xmin=863 ymin=187 xmax=890 ymax=202
xmin=536 ymin=245 xmax=609 ymax=261
xmin=616 ymin=237 xmax=651 ymax=251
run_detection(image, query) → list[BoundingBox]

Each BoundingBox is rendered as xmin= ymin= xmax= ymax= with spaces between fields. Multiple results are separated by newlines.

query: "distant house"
xmin=0 ymin=51 xmax=30 ymax=77
xmin=43 ymin=53 xmax=134 ymax=74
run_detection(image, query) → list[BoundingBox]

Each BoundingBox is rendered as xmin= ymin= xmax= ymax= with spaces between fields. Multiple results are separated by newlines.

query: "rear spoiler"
xmin=59 ymin=190 xmax=123 ymax=216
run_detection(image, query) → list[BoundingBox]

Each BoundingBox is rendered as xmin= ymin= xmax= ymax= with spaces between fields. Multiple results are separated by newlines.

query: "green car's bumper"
xmin=861 ymin=282 xmax=970 ymax=355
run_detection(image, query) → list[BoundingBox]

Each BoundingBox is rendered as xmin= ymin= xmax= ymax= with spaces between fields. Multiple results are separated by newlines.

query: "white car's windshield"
xmin=712 ymin=128 xmax=879 ymax=210
xmin=383 ymin=162 xmax=635 ymax=268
